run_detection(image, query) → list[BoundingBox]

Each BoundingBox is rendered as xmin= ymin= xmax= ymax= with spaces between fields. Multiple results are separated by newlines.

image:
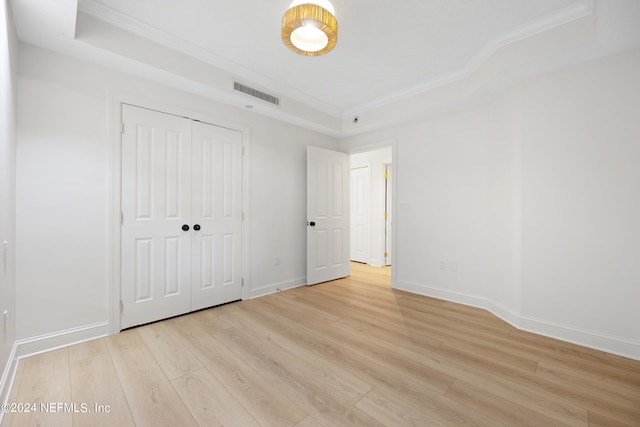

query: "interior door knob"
xmin=193 ymin=224 xmax=201 ymax=231
xmin=308 ymin=221 xmax=316 ymax=227
xmin=182 ymin=224 xmax=189 ymax=231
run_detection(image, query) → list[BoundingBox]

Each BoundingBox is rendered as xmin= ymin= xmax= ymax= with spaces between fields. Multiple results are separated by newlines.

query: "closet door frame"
xmin=108 ymin=94 xmax=251 ymax=334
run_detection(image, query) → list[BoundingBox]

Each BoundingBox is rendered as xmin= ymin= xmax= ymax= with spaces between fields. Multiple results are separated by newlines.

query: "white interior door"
xmin=121 ymin=105 xmax=243 ymax=329
xmin=350 ymin=165 xmax=370 ymax=263
xmin=190 ymin=121 xmax=243 ymax=311
xmin=307 ymin=146 xmax=350 ymax=285
xmin=121 ymin=105 xmax=192 ymax=328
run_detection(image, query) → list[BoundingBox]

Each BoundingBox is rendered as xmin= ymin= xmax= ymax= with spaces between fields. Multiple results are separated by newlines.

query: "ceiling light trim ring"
xmin=282 ymin=4 xmax=338 ymax=56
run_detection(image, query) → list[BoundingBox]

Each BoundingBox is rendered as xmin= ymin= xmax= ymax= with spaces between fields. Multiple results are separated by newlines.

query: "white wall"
xmin=11 ymin=32 xmax=640 ymax=362
xmin=341 ymin=48 xmax=640 ymax=359
xmin=248 ymin=110 xmax=338 ymax=296
xmin=517 ymin=48 xmax=640 ymax=348
xmin=0 ymin=0 xmax=18 ymax=394
xmin=15 ymin=44 xmax=338 ymax=342
xmin=391 ymin=110 xmax=494 ymax=298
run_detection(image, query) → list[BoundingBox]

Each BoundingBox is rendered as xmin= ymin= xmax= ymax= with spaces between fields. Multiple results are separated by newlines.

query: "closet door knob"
xmin=182 ymin=224 xmax=189 ymax=231
xmin=193 ymin=224 xmax=201 ymax=231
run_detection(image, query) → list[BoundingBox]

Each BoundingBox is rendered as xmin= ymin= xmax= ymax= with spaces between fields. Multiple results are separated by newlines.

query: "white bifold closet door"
xmin=120 ymin=104 xmax=242 ymax=329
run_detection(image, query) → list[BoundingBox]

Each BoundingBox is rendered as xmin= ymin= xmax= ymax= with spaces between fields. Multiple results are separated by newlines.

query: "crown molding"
xmin=76 ymin=0 xmax=600 ymax=139
xmin=78 ymin=0 xmax=595 ymax=125
xmin=342 ymin=0 xmax=594 ymax=118
xmin=78 ymin=0 xmax=343 ymax=119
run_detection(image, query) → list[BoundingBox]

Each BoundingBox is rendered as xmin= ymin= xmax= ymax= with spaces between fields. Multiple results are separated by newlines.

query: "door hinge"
xmin=119 ymin=300 xmax=123 ymax=313
xmin=121 ymin=212 xmax=124 ymax=224
xmin=242 ymin=146 xmax=245 ymax=155
xmin=242 ymin=212 xmax=245 ymax=221
xmin=385 ymin=172 xmax=389 ymax=179
xmin=384 ymin=212 xmax=389 ymax=219
xmin=120 ymin=122 xmax=124 ymax=134
xmin=241 ymin=278 xmax=244 ymax=287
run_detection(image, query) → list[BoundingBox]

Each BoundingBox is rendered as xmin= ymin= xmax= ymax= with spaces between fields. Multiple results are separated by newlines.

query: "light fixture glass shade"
xmin=282 ymin=1 xmax=338 ymax=56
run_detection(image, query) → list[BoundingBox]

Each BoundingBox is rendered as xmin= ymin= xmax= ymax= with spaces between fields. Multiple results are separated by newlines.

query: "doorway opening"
xmin=349 ymin=146 xmax=393 ymax=287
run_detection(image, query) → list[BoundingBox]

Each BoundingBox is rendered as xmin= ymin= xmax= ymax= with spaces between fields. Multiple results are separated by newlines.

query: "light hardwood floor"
xmin=3 ymin=262 xmax=639 ymax=426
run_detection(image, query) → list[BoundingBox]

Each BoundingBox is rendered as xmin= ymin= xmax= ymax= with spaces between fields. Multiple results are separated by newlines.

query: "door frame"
xmin=342 ymin=139 xmax=398 ymax=287
xmin=384 ymin=163 xmax=393 ymax=266
xmin=108 ymin=93 xmax=251 ymax=334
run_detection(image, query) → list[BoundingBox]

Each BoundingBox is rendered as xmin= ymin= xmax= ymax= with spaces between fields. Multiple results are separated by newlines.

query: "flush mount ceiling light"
xmin=281 ymin=0 xmax=338 ymax=56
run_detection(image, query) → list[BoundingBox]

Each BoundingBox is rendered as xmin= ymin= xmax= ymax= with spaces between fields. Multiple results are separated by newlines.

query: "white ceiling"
xmin=9 ymin=0 xmax=640 ymax=136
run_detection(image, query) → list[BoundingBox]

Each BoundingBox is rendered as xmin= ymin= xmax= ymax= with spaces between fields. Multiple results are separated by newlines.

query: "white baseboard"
xmin=394 ymin=280 xmax=640 ymax=361
xmin=0 ymin=342 xmax=18 ymax=419
xmin=515 ymin=314 xmax=640 ymax=361
xmin=249 ymin=277 xmax=307 ymax=299
xmin=13 ymin=321 xmax=109 ymax=359
xmin=0 ymin=320 xmax=109 ymax=421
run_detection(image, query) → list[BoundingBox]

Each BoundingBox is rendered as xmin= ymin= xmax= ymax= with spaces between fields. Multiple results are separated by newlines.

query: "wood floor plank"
xmin=68 ymin=337 xmax=109 ymax=362
xmin=255 ymin=291 xmax=446 ymax=352
xmin=355 ymin=386 xmax=448 ymax=427
xmin=250 ymin=290 xmax=451 ymax=392
xmin=535 ymin=361 xmax=640 ymax=425
xmin=9 ymin=348 xmax=72 ymax=427
xmin=310 ymin=301 xmax=589 ymax=427
xmin=233 ymin=294 xmax=503 ymax=427
xmin=302 ymin=285 xmax=539 ymax=370
xmin=255 ymin=291 xmax=342 ymax=324
xmin=333 ymin=291 xmax=530 ymax=361
xmin=437 ymin=341 xmax=640 ymax=425
xmin=0 ymin=354 xmax=25 ymax=427
xmin=185 ymin=306 xmax=234 ymax=333
xmin=136 ymin=321 xmax=204 ymax=380
xmin=297 ymin=282 xmax=515 ymax=348
xmin=210 ymin=296 xmax=297 ymax=340
xmin=395 ymin=295 xmax=516 ymax=333
xmin=325 ymin=310 xmax=588 ymax=425
xmin=5 ymin=263 xmax=640 ymax=427
xmin=536 ymin=360 xmax=640 ymax=407
xmin=588 ymin=410 xmax=636 ymax=427
xmin=333 ymin=307 xmax=541 ymax=373
xmin=69 ymin=348 xmax=136 ymax=427
xmin=220 ymin=308 xmax=375 ymax=404
xmin=105 ymin=330 xmax=198 ymax=427
xmin=432 ymin=353 xmax=589 ymax=426
xmin=302 ymin=317 xmax=455 ymax=395
xmin=508 ymin=329 xmax=640 ymax=387
xmin=165 ymin=314 xmax=307 ymax=426
xmin=214 ymin=326 xmax=384 ymax=427
xmin=294 ymin=415 xmax=325 ymax=427
xmin=225 ymin=296 xmax=316 ymax=335
xmin=445 ymin=379 xmax=573 ymax=427
xmin=171 ymin=367 xmax=262 ymax=427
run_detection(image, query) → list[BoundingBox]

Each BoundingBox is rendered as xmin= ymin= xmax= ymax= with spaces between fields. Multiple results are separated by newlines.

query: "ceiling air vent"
xmin=233 ymin=81 xmax=280 ymax=106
